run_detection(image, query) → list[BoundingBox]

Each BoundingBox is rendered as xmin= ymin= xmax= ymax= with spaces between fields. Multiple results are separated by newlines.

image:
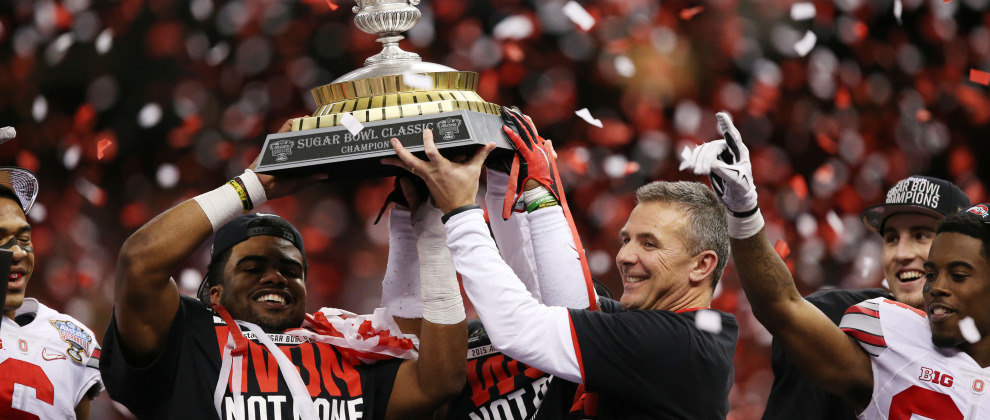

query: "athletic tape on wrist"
xmin=416 ymin=203 xmax=465 ymax=325
xmin=522 ymin=186 xmax=554 ymax=205
xmin=193 ymin=183 xmax=243 ymax=232
xmin=240 ymin=170 xmax=268 ymax=208
xmin=728 ymin=209 xmax=765 ymax=240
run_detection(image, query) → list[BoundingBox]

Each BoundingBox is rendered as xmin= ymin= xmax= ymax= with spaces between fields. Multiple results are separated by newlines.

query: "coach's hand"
xmin=248 ymin=118 xmax=328 ymax=200
xmin=382 ymin=129 xmax=496 ymax=214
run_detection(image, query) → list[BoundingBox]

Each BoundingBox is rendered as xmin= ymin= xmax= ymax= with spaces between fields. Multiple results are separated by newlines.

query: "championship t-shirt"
xmin=101 ymin=296 xmax=401 ymax=420
xmin=446 ymin=320 xmax=578 ymax=420
xmin=566 ymin=298 xmax=737 ymax=419
xmin=762 ymin=288 xmax=892 ymax=420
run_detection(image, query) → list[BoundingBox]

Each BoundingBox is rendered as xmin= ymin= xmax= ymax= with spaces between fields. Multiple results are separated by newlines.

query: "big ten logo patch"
xmin=919 ymin=367 xmax=954 ymax=388
xmin=466 ymin=353 xmax=544 ymax=406
xmin=49 ymin=320 xmax=91 ymax=363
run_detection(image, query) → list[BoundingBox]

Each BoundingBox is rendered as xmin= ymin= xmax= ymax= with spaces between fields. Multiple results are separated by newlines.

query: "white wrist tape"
xmin=381 ymin=208 xmax=423 ymax=319
xmin=728 ymin=209 xmax=765 ymax=240
xmin=240 ymin=169 xmax=268 ymax=205
xmin=193 ymin=183 xmax=242 ymax=232
xmin=414 ymin=201 xmax=465 ymax=324
xmin=522 ymin=186 xmax=553 ymax=206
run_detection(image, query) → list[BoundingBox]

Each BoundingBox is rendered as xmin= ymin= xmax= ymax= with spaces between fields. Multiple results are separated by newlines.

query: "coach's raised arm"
xmin=103 ymin=119 xmax=467 ymax=420
xmin=388 ymin=125 xmax=738 ymax=419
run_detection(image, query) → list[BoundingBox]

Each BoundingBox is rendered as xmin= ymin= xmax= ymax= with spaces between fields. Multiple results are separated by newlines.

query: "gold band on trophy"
xmin=290 ymin=71 xmax=501 ymax=131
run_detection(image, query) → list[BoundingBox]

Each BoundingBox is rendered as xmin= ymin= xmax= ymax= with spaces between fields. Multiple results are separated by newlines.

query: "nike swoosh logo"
xmin=42 ymin=348 xmax=66 ymax=361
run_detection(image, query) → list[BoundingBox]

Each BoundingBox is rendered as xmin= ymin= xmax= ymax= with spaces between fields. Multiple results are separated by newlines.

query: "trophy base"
xmin=255 ymin=110 xmax=515 ymax=180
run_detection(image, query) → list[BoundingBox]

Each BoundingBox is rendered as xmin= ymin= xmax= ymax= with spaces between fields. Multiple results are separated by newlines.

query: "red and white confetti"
xmin=575 ymin=108 xmax=603 ymax=128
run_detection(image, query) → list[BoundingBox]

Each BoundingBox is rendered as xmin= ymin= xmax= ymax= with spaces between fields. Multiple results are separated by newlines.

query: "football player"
xmin=100 ymin=120 xmax=468 ymax=420
xmin=682 ymin=111 xmax=990 ymax=418
xmin=0 ymin=166 xmax=102 ymax=419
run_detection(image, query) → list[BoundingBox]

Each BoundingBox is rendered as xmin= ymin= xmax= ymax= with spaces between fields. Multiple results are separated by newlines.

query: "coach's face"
xmin=0 ymin=198 xmax=33 ymax=318
xmin=882 ymin=213 xmax=939 ymax=309
xmin=211 ymin=235 xmax=307 ymax=333
xmin=616 ymin=202 xmax=704 ymax=311
xmin=923 ymin=232 xmax=990 ymax=348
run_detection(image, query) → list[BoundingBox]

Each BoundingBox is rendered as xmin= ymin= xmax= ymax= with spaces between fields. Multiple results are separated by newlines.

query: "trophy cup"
xmin=254 ymin=0 xmax=514 ymax=179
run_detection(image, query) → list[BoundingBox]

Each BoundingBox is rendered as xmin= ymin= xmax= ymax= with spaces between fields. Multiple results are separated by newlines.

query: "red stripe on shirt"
xmin=568 ymin=313 xmax=586 ymax=384
xmin=884 ymin=298 xmax=926 ymax=317
xmin=844 ymin=305 xmax=880 ymax=318
xmin=841 ymin=327 xmax=887 ymax=348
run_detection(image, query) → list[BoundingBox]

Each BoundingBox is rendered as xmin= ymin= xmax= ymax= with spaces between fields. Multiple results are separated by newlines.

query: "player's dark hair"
xmin=635 ymin=181 xmax=730 ymax=290
xmin=0 ymin=186 xmax=25 ymax=215
xmin=936 ymin=212 xmax=990 ymax=261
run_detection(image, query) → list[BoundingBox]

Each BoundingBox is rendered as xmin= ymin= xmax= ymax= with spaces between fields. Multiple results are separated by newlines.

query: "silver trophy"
xmin=254 ymin=0 xmax=513 ymax=179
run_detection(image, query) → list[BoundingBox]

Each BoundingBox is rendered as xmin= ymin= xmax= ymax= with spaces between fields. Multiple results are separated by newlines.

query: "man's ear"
xmin=210 ymin=284 xmax=223 ymax=305
xmin=687 ymin=250 xmax=718 ymax=287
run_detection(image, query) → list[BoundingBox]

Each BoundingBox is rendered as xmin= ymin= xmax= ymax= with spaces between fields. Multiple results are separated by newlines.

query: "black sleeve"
xmin=99 ymin=296 xmax=216 ymax=418
xmin=359 ymin=358 xmax=403 ymax=420
xmin=566 ymin=308 xmax=693 ymax=398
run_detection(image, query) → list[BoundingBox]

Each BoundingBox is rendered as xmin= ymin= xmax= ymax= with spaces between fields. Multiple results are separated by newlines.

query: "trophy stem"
xmin=365 ymin=34 xmax=420 ymax=66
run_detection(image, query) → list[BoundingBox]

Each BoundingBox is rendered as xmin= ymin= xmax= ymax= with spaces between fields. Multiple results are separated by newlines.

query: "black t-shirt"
xmin=762 ymin=288 xmax=893 ymax=420
xmin=446 ymin=320 xmax=578 ymax=420
xmin=101 ymin=296 xmax=402 ymax=420
xmin=567 ymin=298 xmax=738 ymax=419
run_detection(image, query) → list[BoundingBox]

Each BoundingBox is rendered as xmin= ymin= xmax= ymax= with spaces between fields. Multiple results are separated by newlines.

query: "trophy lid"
xmin=332 ymin=61 xmax=456 ymax=84
xmin=333 ymin=0 xmax=455 ymax=83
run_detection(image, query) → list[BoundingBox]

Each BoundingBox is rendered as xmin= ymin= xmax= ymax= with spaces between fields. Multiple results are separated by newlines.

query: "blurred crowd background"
xmin=1 ymin=0 xmax=988 ymax=417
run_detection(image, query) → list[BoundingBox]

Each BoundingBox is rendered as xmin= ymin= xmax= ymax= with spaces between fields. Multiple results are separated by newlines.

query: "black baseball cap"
xmin=964 ymin=203 xmax=990 ymax=223
xmin=197 ymin=213 xmax=305 ymax=302
xmin=860 ymin=176 xmax=970 ymax=233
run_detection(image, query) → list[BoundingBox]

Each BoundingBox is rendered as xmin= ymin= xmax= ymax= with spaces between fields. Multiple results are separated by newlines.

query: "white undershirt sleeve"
xmin=381 ymin=208 xmax=423 ymax=319
xmin=484 ymin=169 xmax=542 ymax=301
xmin=527 ymin=205 xmax=595 ymax=309
xmin=445 ymin=209 xmax=583 ymax=383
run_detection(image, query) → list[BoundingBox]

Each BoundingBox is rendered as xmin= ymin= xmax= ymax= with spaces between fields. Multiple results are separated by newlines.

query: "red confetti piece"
xmin=789 ymin=175 xmax=808 ymax=200
xmin=774 ymin=239 xmax=791 ymax=259
xmin=970 ymin=69 xmax=990 ymax=86
xmin=916 ymin=109 xmax=931 ymax=122
xmin=815 ymin=133 xmax=838 ymax=154
xmin=324 ymin=0 xmax=339 ymax=11
xmin=834 ymin=87 xmax=851 ymax=110
xmin=679 ymin=6 xmax=705 ymax=20
xmin=97 ymin=138 xmax=112 ymax=160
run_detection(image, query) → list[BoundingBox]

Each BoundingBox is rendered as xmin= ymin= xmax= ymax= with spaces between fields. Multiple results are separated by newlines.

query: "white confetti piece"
xmin=696 ymin=309 xmax=723 ymax=334
xmin=790 ymin=2 xmax=816 ymax=20
xmin=893 ymin=0 xmax=902 ymax=24
xmin=826 ymin=210 xmax=844 ymax=237
xmin=562 ymin=1 xmax=595 ymax=31
xmin=679 ymin=145 xmax=693 ymax=164
xmin=156 ymin=163 xmax=180 ymax=188
xmin=794 ymin=30 xmax=817 ymax=57
xmin=95 ymin=28 xmax=113 ymax=55
xmin=138 ymin=103 xmax=163 ymax=128
xmin=574 ymin=108 xmax=603 ymax=128
xmin=960 ymin=317 xmax=982 ymax=344
xmin=0 ymin=126 xmax=15 ymax=142
xmin=179 ymin=268 xmax=202 ymax=291
xmin=402 ymin=72 xmax=434 ymax=90
xmin=493 ymin=15 xmax=534 ymax=40
xmin=32 ymin=96 xmax=48 ymax=122
xmin=614 ymin=55 xmax=636 ymax=77
xmin=340 ymin=112 xmax=365 ymax=137
xmin=881 ymin=278 xmax=890 ymax=290
xmin=63 ymin=144 xmax=81 ymax=170
xmin=28 ymin=202 xmax=46 ymax=223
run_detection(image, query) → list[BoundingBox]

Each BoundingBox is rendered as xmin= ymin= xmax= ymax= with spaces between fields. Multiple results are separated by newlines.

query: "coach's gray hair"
xmin=634 ymin=181 xmax=730 ymax=289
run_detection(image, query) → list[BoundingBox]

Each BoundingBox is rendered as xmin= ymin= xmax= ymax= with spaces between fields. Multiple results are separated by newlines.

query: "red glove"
xmin=500 ymin=107 xmax=561 ymax=220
